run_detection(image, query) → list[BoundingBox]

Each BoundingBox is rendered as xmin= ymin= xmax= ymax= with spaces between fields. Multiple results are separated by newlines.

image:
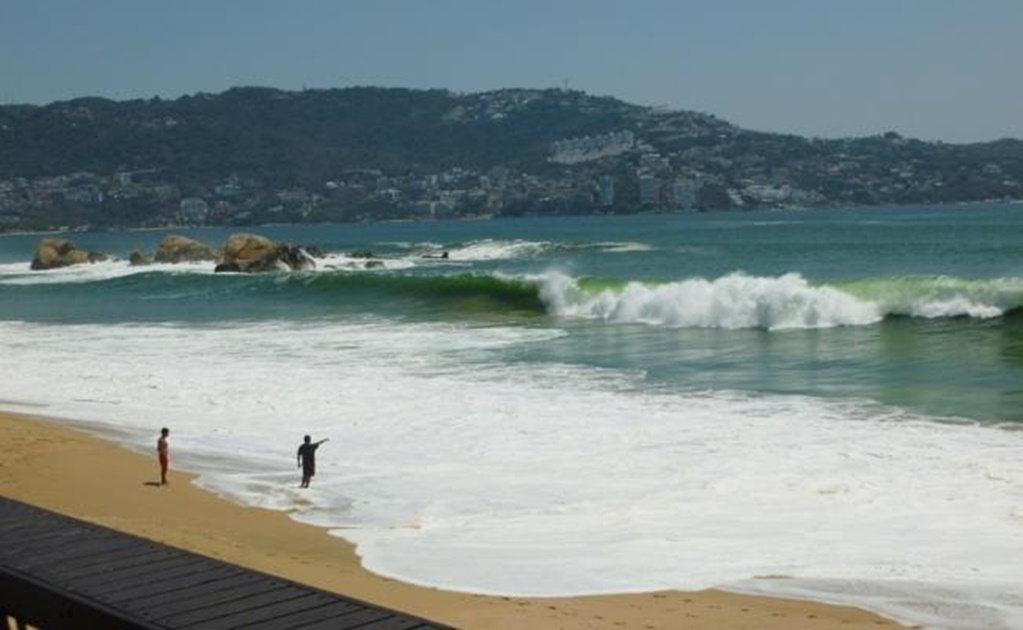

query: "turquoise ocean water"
xmin=2 ymin=203 xmax=1022 ymax=628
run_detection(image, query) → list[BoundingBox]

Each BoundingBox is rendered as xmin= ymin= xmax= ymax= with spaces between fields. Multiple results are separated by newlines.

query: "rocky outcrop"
xmin=129 ymin=250 xmax=151 ymax=266
xmin=222 ymin=233 xmax=278 ymax=267
xmin=241 ymin=245 xmax=316 ymax=272
xmin=30 ymin=232 xmax=320 ymax=273
xmin=153 ymin=235 xmax=217 ymax=263
xmin=30 ymin=238 xmax=108 ymax=270
xmin=215 ymin=233 xmax=317 ymax=273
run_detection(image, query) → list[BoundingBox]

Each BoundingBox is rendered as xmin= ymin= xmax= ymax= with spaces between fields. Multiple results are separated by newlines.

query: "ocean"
xmin=2 ymin=203 xmax=1022 ymax=628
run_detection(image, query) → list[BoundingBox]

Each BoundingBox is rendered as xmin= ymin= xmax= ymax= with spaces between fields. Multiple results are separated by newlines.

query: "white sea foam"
xmin=353 ymin=238 xmax=648 ymax=266
xmin=0 ymin=253 xmax=422 ymax=280
xmin=0 ymin=259 xmax=216 ymax=284
xmin=401 ymin=239 xmax=650 ymax=259
xmin=1 ymin=318 xmax=1022 ymax=628
xmin=0 ymin=261 xmax=34 ymax=275
xmin=538 ymin=271 xmax=884 ymax=329
xmin=861 ymin=276 xmax=1023 ymax=320
xmin=447 ymin=239 xmax=552 ymax=261
xmin=593 ymin=241 xmax=653 ymax=253
xmin=316 ymin=252 xmax=418 ymax=271
xmin=732 ymin=578 xmax=1023 ymax=630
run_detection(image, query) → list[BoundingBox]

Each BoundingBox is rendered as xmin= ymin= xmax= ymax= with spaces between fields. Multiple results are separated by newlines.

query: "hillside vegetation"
xmin=1 ymin=86 xmax=1020 ymax=231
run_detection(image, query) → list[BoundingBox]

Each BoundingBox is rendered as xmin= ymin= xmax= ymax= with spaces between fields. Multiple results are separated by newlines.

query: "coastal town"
xmin=1 ymin=88 xmax=1021 ymax=232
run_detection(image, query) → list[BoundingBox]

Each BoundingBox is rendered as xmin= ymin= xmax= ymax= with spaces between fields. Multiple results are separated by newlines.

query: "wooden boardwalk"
xmin=0 ymin=497 xmax=453 ymax=629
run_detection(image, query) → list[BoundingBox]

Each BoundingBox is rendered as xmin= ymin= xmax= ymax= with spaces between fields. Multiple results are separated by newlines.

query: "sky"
xmin=2 ymin=0 xmax=1021 ymax=143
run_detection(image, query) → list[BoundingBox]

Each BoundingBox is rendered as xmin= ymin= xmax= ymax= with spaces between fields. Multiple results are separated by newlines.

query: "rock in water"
xmin=222 ymin=233 xmax=278 ymax=267
xmin=129 ymin=249 xmax=152 ymax=266
xmin=153 ymin=235 xmax=217 ymax=263
xmin=216 ymin=233 xmax=317 ymax=273
xmin=30 ymin=238 xmax=107 ymax=270
xmin=237 ymin=245 xmax=317 ymax=273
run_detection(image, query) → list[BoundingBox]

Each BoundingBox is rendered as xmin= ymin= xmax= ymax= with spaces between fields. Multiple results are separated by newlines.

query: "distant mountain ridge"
xmin=0 ymin=86 xmax=734 ymax=183
xmin=0 ymin=86 xmax=1021 ymax=231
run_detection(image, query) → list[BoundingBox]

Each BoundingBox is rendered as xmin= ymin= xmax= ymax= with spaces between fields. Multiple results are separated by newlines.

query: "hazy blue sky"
xmin=2 ymin=0 xmax=1020 ymax=143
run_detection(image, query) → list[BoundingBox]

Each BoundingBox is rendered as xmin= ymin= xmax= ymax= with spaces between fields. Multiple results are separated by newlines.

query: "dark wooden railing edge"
xmin=1 ymin=563 xmax=164 ymax=629
xmin=0 ymin=496 xmax=455 ymax=630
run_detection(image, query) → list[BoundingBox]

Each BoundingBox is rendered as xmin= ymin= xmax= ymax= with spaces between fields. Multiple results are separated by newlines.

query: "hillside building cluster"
xmin=1 ymin=88 xmax=1020 ymax=232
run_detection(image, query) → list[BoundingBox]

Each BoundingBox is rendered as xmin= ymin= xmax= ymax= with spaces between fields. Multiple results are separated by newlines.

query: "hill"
xmin=0 ymin=86 xmax=1021 ymax=230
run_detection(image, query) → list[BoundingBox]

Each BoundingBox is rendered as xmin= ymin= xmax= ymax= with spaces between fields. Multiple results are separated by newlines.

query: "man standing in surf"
xmin=297 ymin=435 xmax=329 ymax=488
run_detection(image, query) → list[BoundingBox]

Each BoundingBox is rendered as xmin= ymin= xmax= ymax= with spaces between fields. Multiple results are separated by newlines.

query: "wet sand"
xmin=0 ymin=411 xmax=905 ymax=629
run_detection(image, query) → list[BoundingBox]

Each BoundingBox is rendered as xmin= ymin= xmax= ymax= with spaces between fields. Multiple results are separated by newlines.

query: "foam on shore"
xmin=2 ymin=318 xmax=1022 ymax=627
xmin=0 ymin=411 xmax=903 ymax=629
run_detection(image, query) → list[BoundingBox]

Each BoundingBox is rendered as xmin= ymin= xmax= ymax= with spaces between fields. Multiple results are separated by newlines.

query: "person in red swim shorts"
xmin=157 ymin=427 xmax=170 ymax=485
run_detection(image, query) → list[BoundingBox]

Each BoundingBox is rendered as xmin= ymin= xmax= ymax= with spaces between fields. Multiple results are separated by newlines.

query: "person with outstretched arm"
xmin=297 ymin=435 xmax=329 ymax=488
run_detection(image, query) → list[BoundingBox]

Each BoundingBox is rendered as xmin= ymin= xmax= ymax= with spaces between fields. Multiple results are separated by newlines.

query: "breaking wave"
xmin=537 ymin=271 xmax=1023 ymax=330
xmin=3 ymin=256 xmax=1021 ymax=329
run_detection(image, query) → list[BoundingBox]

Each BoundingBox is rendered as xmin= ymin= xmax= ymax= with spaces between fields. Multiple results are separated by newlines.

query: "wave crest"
xmin=540 ymin=272 xmax=883 ymax=330
xmin=842 ymin=276 xmax=1023 ymax=319
xmin=540 ymin=272 xmax=1023 ymax=330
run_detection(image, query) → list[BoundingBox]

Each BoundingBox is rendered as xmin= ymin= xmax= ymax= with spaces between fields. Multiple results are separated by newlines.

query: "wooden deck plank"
xmin=103 ymin=564 xmax=246 ymax=604
xmin=53 ymin=548 xmax=201 ymax=579
xmin=78 ymin=564 xmax=221 ymax=603
xmin=4 ymin=527 xmax=163 ymax=565
xmin=103 ymin=572 xmax=258 ymax=612
xmin=158 ymin=586 xmax=310 ymax=627
xmin=71 ymin=556 xmax=228 ymax=598
xmin=0 ymin=514 xmax=68 ymax=538
xmin=65 ymin=553 xmax=205 ymax=587
xmin=233 ymin=601 xmax=364 ymax=630
xmin=0 ymin=522 xmax=90 ymax=555
xmin=60 ymin=554 xmax=209 ymax=594
xmin=0 ymin=526 xmax=97 ymax=553
xmin=37 ymin=536 xmax=165 ymax=571
xmin=117 ymin=575 xmax=278 ymax=617
xmin=7 ymin=540 xmax=169 ymax=580
xmin=0 ymin=496 xmax=453 ymax=630
xmin=291 ymin=607 xmax=395 ymax=630
xmin=354 ymin=616 xmax=439 ymax=630
xmin=182 ymin=593 xmax=335 ymax=630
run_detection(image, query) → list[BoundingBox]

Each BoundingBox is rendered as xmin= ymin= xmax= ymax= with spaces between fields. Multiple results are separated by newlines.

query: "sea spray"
xmin=841 ymin=275 xmax=1023 ymax=319
xmin=537 ymin=271 xmax=882 ymax=329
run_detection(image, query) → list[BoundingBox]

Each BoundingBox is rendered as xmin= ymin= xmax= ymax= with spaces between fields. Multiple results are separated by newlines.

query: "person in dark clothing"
xmin=297 ymin=435 xmax=329 ymax=488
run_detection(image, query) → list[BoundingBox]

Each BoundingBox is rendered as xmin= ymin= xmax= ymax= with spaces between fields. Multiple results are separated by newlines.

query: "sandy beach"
xmin=0 ymin=411 xmax=904 ymax=629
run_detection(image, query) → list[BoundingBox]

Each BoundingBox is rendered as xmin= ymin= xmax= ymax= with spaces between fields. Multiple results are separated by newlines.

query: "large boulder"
xmin=154 ymin=235 xmax=217 ymax=263
xmin=215 ymin=233 xmax=317 ymax=273
xmin=222 ymin=233 xmax=278 ymax=267
xmin=129 ymin=249 xmax=151 ymax=266
xmin=240 ymin=245 xmax=317 ymax=273
xmin=30 ymin=238 xmax=107 ymax=270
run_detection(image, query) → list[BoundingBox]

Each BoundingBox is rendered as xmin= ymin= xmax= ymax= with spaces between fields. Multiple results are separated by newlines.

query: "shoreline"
xmin=0 ymin=411 xmax=905 ymax=629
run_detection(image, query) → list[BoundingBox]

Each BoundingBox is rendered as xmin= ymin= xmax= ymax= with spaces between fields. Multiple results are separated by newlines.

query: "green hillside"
xmin=0 ymin=86 xmax=1020 ymax=231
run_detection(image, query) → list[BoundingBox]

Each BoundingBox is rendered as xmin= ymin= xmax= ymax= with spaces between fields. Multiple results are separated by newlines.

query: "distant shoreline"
xmin=2 ymin=87 xmax=1020 ymax=232
xmin=0 ymin=198 xmax=1015 ymax=241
